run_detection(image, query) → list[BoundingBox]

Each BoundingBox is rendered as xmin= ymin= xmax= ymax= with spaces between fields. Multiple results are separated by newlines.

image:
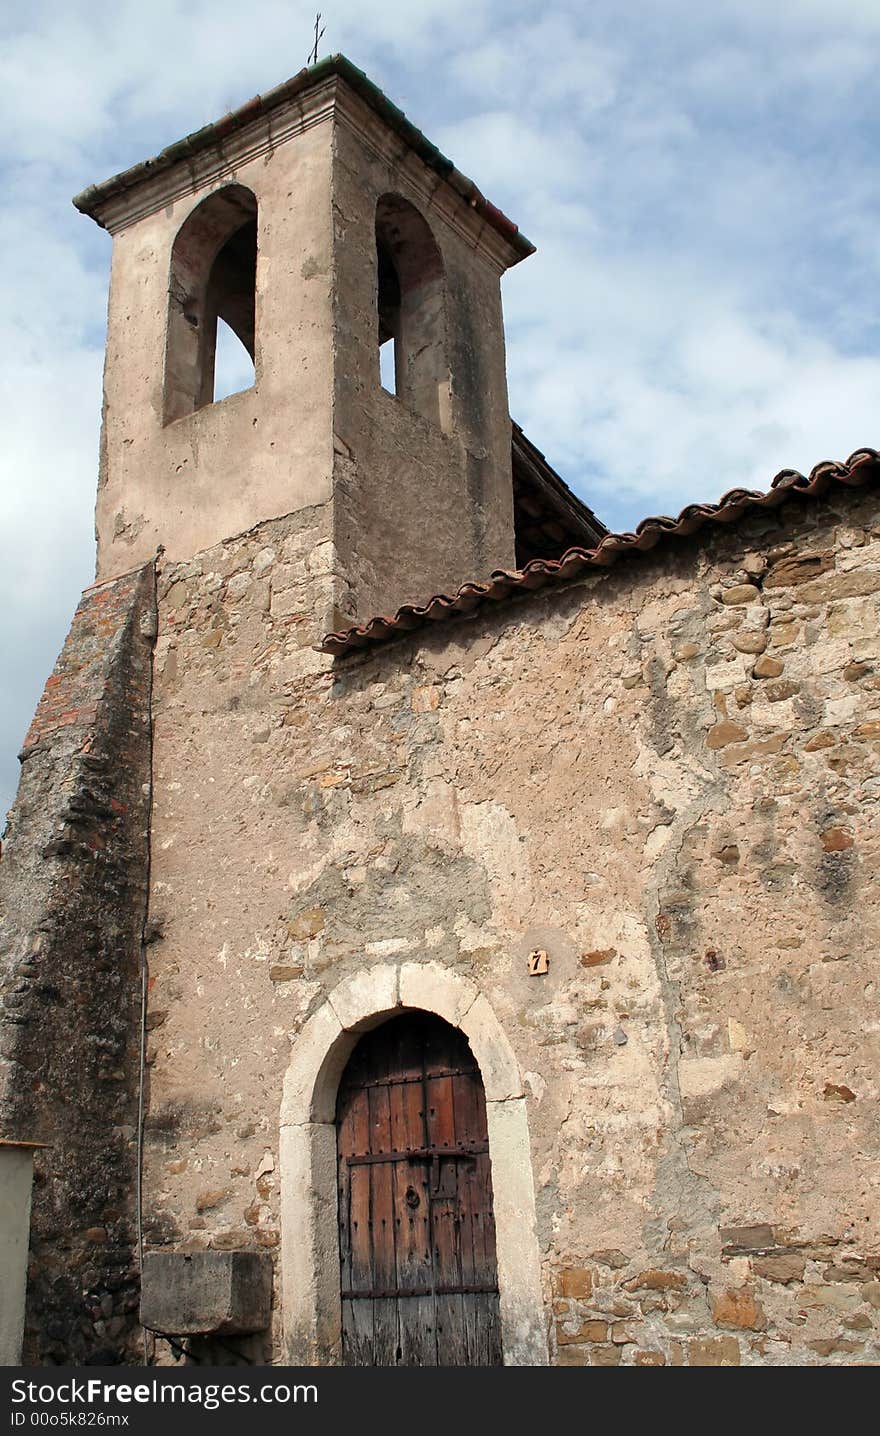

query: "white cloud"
xmin=448 ymin=16 xmax=621 ymax=119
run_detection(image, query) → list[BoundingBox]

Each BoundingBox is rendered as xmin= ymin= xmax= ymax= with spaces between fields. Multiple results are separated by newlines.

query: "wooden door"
xmin=336 ymin=1011 xmax=502 ymax=1366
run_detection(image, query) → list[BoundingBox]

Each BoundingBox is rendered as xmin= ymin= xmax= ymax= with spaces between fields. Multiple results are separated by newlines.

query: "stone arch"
xmin=163 ymin=183 xmax=258 ymax=423
xmin=279 ymin=962 xmax=548 ymax=1366
xmin=375 ymin=194 xmax=450 ymax=429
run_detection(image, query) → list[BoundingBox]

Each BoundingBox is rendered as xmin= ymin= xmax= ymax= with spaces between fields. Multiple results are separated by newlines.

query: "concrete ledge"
xmin=0 ymin=1145 xmax=36 ymax=1367
xmin=140 ymin=1250 xmax=273 ymax=1335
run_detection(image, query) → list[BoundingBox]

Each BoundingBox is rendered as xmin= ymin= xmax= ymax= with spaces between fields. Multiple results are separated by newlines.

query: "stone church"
xmin=1 ymin=55 xmax=878 ymax=1368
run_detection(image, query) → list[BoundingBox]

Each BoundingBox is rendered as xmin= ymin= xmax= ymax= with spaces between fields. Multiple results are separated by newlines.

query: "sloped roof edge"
xmin=72 ymin=54 xmax=534 ymax=260
xmin=512 ymin=422 xmax=607 ymax=555
xmin=320 ymin=448 xmax=880 ymax=656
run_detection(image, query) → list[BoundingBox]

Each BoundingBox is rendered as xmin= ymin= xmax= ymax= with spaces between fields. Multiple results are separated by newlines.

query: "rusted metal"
xmin=346 ymin=1143 xmax=488 ymax=1166
xmin=344 ymin=1064 xmax=478 ymax=1090
xmin=342 ymin=1283 xmax=498 ymax=1300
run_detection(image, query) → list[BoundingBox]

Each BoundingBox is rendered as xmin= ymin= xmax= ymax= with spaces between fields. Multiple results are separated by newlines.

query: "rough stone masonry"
xmin=0 ymin=56 xmax=878 ymax=1367
xmin=0 ymin=567 xmax=155 ymax=1363
xmin=134 ymin=481 xmax=879 ymax=1367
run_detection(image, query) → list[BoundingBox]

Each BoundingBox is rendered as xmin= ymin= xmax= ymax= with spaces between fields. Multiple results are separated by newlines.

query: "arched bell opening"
xmin=375 ymin=194 xmax=449 ymax=430
xmin=163 ymin=184 xmax=258 ymax=423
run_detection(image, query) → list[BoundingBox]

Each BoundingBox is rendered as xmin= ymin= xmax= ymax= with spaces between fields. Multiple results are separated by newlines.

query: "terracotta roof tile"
xmin=320 ymin=448 xmax=880 ymax=657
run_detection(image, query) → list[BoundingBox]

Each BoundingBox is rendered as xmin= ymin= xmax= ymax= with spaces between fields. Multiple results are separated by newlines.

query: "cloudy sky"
xmin=2 ymin=0 xmax=879 ymax=820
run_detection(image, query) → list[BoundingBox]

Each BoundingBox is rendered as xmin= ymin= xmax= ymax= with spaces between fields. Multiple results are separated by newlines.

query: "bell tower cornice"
xmin=73 ymin=54 xmax=534 ymax=274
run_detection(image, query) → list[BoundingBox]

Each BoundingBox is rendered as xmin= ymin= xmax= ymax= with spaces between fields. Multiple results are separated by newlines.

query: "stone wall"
xmin=0 ymin=566 xmax=155 ymax=1363
xmin=95 ymin=483 xmax=880 ymax=1364
xmin=142 ymin=478 xmax=880 ymax=1365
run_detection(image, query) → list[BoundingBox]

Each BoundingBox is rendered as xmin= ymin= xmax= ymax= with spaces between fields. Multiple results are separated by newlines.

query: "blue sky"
xmin=2 ymin=0 xmax=879 ymax=820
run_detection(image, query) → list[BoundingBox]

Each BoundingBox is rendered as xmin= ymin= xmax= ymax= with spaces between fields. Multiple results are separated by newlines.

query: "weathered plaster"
xmin=0 ymin=1145 xmax=35 ymax=1366
xmin=94 ymin=76 xmax=520 ymax=633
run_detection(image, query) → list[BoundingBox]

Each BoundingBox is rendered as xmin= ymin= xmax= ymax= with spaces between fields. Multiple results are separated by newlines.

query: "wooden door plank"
xmin=454 ymin=1070 xmax=497 ymax=1282
xmin=337 ymin=1083 xmax=356 ymax=1365
xmin=337 ymin=1086 xmax=356 ymax=1295
xmin=392 ymin=1036 xmax=436 ymax=1366
xmin=426 ymin=1071 xmax=467 ymax=1365
xmin=452 ymin=1070 xmax=481 ymax=1364
xmin=345 ymin=1073 xmax=374 ymax=1365
xmin=452 ymin=1066 xmax=502 ymax=1365
xmin=368 ymin=1080 xmax=398 ymax=1366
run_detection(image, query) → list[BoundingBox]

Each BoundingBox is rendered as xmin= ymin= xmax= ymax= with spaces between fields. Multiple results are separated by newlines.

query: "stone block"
xmin=483 ymin=1097 xmax=547 ymax=1365
xmin=801 ymin=1283 xmax=860 ymax=1313
xmin=753 ymin=654 xmax=784 ymax=679
xmin=763 ymin=552 xmax=834 ymax=588
xmin=279 ymin=1122 xmax=342 ymax=1365
xmin=558 ymin=1266 xmax=593 ymax=1299
xmin=799 ymin=569 xmax=880 ymax=603
xmin=0 ymin=1146 xmax=35 ymax=1366
xmin=624 ymin=1268 xmax=687 ymax=1293
xmin=706 ymin=720 xmax=748 ymax=749
xmin=557 ymin=1345 xmax=590 ymax=1366
xmin=634 ymin=1349 xmax=667 ymax=1366
xmin=287 ymin=907 xmax=325 ymax=940
xmin=711 ymin=1287 xmax=766 ymax=1331
xmin=280 ymin=1002 xmax=346 ymax=1124
xmin=722 ymin=584 xmax=761 ymax=605
xmin=140 ymin=1250 xmax=273 ymax=1335
xmin=807 ymin=1336 xmax=862 ymax=1357
xmin=399 ymin=961 xmax=475 ymax=1029
xmin=720 ymin=1224 xmax=775 ymax=1254
xmin=688 ymin=1336 xmax=741 ymax=1366
xmin=752 ymin=1254 xmax=805 ymax=1284
xmin=705 ymin=660 xmax=746 ymax=691
xmin=330 ymin=965 xmax=399 ymax=1031
xmin=460 ymin=993 xmax=523 ymax=1100
xmin=822 ymin=1262 xmax=867 ymax=1282
xmin=557 ymin=1319 xmax=607 ymax=1344
xmin=731 ymin=630 xmax=767 ymax=654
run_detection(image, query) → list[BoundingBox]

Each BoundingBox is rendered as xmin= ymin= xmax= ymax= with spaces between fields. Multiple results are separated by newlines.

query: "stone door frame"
xmin=279 ymin=962 xmax=549 ymax=1366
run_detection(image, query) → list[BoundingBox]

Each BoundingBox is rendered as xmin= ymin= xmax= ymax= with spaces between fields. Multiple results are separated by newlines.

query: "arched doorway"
xmin=279 ymin=961 xmax=548 ymax=1366
xmin=336 ymin=1011 xmax=501 ymax=1366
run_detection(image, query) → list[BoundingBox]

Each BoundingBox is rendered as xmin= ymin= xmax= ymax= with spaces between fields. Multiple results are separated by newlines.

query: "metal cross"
xmin=309 ymin=12 xmax=326 ymax=67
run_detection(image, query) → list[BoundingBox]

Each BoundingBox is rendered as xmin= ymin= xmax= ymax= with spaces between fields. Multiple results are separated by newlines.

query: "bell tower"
xmin=76 ymin=56 xmax=534 ymax=628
